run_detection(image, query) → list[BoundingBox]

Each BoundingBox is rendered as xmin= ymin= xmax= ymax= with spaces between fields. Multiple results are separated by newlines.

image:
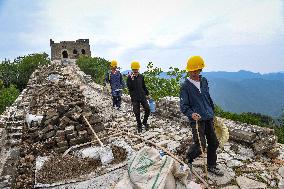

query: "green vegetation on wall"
xmin=76 ymin=56 xmax=110 ymax=85
xmin=0 ymin=53 xmax=50 ymax=114
xmin=0 ymin=53 xmax=50 ymax=90
xmin=143 ymin=62 xmax=186 ymax=100
xmin=0 ymin=80 xmax=19 ymax=113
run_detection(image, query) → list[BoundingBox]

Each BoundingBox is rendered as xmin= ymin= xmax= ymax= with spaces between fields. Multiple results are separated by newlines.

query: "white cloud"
xmin=193 ymin=0 xmax=284 ymax=47
xmin=1 ymin=0 xmax=284 ymax=72
xmin=34 ymin=0 xmax=284 ymax=47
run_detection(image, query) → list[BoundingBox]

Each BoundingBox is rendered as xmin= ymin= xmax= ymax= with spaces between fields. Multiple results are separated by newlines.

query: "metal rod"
xmin=83 ymin=115 xmax=104 ymax=147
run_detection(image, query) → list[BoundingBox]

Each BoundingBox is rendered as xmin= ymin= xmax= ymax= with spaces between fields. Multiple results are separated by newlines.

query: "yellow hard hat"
xmin=131 ymin=61 xmax=140 ymax=69
xmin=110 ymin=60 xmax=118 ymax=67
xmin=186 ymin=56 xmax=206 ymax=72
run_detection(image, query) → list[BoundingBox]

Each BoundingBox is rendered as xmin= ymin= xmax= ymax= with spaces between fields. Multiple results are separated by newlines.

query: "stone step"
xmin=6 ymin=126 xmax=23 ymax=133
xmin=1 ymin=121 xmax=25 ymax=126
xmin=0 ymin=177 xmax=10 ymax=189
xmin=7 ymin=132 xmax=22 ymax=140
xmin=6 ymin=139 xmax=21 ymax=147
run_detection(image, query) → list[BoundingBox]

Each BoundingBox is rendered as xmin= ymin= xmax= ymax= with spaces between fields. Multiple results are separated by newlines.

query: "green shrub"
xmin=76 ymin=56 xmax=110 ymax=85
xmin=0 ymin=53 xmax=50 ymax=90
xmin=0 ymin=83 xmax=19 ymax=113
xmin=143 ymin=62 xmax=186 ymax=100
xmin=0 ymin=53 xmax=50 ymax=114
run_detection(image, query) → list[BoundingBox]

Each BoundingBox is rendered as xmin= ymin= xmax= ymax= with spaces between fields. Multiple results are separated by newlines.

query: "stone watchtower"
xmin=50 ymin=39 xmax=91 ymax=60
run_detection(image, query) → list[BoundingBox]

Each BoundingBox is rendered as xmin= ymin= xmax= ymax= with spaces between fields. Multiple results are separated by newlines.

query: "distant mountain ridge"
xmin=203 ymin=70 xmax=284 ymax=82
xmin=195 ymin=71 xmax=284 ymax=117
xmin=198 ymin=71 xmax=284 ymax=117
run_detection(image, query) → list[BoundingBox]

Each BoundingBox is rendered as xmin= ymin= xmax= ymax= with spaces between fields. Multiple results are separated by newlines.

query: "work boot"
xmin=137 ymin=124 xmax=142 ymax=133
xmin=208 ymin=166 xmax=224 ymax=176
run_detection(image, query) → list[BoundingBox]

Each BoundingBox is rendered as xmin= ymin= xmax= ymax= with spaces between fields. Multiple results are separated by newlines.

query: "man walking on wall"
xmin=105 ymin=60 xmax=125 ymax=110
xmin=127 ymin=61 xmax=150 ymax=133
xmin=180 ymin=56 xmax=224 ymax=176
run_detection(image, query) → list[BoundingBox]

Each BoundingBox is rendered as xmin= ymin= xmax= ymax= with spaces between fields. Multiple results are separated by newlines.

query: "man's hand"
xmin=191 ymin=113 xmax=201 ymax=121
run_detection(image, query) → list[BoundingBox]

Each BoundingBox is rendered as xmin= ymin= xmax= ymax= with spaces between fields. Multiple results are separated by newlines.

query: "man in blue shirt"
xmin=105 ymin=60 xmax=125 ymax=110
xmin=180 ymin=56 xmax=224 ymax=176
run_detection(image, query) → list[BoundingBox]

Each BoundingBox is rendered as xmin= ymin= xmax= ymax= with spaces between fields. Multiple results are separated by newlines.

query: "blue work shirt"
xmin=180 ymin=76 xmax=215 ymax=123
xmin=105 ymin=70 xmax=125 ymax=97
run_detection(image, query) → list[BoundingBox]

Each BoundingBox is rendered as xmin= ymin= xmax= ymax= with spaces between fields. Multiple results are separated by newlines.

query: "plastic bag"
xmin=148 ymin=99 xmax=156 ymax=113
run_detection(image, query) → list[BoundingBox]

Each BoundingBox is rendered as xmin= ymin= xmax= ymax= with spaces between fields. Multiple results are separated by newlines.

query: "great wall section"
xmin=0 ymin=60 xmax=284 ymax=189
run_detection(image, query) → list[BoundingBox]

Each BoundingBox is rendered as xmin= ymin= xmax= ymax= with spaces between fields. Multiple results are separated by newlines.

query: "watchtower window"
xmin=73 ymin=49 xmax=78 ymax=54
xmin=81 ymin=49 xmax=86 ymax=54
xmin=62 ymin=51 xmax=68 ymax=58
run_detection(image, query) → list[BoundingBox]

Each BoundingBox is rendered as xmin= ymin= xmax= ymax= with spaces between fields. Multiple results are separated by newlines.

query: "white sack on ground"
xmin=115 ymin=146 xmax=188 ymax=189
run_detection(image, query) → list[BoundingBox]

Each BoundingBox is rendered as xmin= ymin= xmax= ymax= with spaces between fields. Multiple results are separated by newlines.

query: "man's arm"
xmin=204 ymin=78 xmax=215 ymax=111
xmin=119 ymin=73 xmax=125 ymax=89
xmin=126 ymin=76 xmax=133 ymax=91
xmin=141 ymin=75 xmax=149 ymax=96
xmin=208 ymin=94 xmax=215 ymax=112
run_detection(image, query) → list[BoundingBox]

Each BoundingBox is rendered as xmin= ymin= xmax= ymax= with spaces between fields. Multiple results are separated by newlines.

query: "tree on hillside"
xmin=76 ymin=56 xmax=110 ymax=85
xmin=0 ymin=53 xmax=50 ymax=91
xmin=15 ymin=53 xmax=50 ymax=90
xmin=143 ymin=62 xmax=186 ymax=100
xmin=0 ymin=59 xmax=18 ymax=87
xmin=0 ymin=79 xmax=19 ymax=113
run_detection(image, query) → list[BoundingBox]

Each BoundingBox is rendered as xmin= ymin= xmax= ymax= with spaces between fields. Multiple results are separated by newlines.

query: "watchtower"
xmin=50 ymin=39 xmax=91 ymax=60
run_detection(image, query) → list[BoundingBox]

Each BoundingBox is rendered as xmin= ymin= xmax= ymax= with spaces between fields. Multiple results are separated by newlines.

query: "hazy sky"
xmin=0 ymin=0 xmax=284 ymax=73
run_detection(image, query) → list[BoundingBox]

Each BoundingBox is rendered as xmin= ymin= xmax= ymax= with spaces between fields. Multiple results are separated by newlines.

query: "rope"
xmin=195 ymin=120 xmax=208 ymax=180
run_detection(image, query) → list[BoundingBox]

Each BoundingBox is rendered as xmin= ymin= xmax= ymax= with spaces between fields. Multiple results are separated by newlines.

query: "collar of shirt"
xmin=187 ymin=77 xmax=201 ymax=92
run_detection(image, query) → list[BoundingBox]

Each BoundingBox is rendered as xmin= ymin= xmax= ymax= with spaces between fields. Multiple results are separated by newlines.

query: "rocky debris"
xmin=47 ymin=167 xmax=127 ymax=189
xmin=0 ymin=128 xmax=5 ymax=145
xmin=78 ymin=67 xmax=283 ymax=188
xmin=36 ymin=145 xmax=127 ymax=184
xmin=0 ymin=148 xmax=19 ymax=188
xmin=221 ymin=186 xmax=239 ymax=189
xmin=0 ymin=60 xmax=283 ymax=188
xmin=19 ymin=63 xmax=112 ymax=153
xmin=221 ymin=118 xmax=277 ymax=154
xmin=36 ymin=154 xmax=102 ymax=184
xmin=0 ymin=84 xmax=31 ymax=188
xmin=236 ymin=176 xmax=267 ymax=189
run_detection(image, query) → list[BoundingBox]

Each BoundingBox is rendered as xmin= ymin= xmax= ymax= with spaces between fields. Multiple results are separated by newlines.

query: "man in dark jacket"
xmin=180 ymin=56 xmax=224 ymax=176
xmin=127 ymin=61 xmax=150 ymax=133
xmin=105 ymin=60 xmax=125 ymax=109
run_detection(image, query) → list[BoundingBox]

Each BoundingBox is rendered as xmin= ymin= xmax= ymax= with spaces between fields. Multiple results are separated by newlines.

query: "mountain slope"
xmin=208 ymin=77 xmax=284 ymax=116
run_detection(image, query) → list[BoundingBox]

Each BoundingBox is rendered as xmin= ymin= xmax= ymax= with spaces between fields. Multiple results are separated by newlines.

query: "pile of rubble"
xmin=0 ymin=60 xmax=283 ymax=189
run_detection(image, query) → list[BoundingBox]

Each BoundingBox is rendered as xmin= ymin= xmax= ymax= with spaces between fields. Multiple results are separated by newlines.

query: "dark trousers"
xmin=187 ymin=119 xmax=219 ymax=167
xmin=112 ymin=95 xmax=121 ymax=108
xmin=132 ymin=99 xmax=150 ymax=125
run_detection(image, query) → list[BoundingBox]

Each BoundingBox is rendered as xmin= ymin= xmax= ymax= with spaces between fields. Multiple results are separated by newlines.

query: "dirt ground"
xmin=36 ymin=145 xmax=127 ymax=184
